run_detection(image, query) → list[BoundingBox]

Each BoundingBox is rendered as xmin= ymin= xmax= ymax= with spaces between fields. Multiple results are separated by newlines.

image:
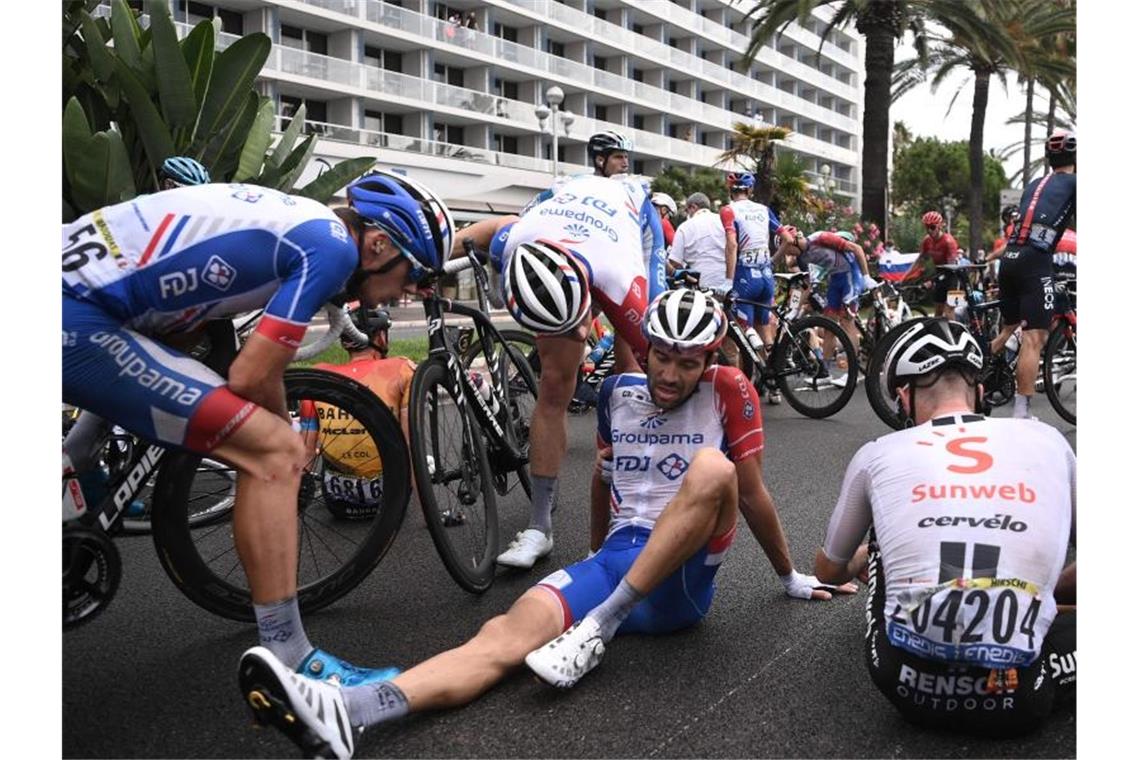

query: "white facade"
xmin=119 ymin=0 xmax=864 ymax=217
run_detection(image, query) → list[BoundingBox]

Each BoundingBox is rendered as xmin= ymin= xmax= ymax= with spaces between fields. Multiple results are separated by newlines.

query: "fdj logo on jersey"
xmin=202 ymin=255 xmax=237 ymax=291
xmin=656 ymin=453 xmax=689 ymax=481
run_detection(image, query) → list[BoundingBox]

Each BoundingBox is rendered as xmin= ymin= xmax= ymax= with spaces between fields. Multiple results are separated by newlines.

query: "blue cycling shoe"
xmin=297 ymin=648 xmax=400 ymax=687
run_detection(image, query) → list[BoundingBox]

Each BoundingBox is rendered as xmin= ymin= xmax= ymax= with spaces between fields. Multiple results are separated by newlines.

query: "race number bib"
xmin=738 ymin=248 xmax=770 ymax=268
xmin=946 ymin=289 xmax=967 ymax=308
xmin=321 ymin=469 xmax=382 ymax=508
xmin=885 ymin=578 xmax=1044 ymax=668
xmin=786 ymin=287 xmax=803 ymax=317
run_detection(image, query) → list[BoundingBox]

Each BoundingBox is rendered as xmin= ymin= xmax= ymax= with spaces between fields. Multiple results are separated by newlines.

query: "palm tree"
xmin=893 ymin=0 xmax=1074 ymax=255
xmin=771 ymin=151 xmax=812 ymax=217
xmin=715 ymin=123 xmax=791 ymax=204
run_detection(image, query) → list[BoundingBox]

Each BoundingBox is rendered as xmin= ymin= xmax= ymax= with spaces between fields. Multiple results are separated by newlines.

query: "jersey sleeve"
xmin=640 ymin=194 xmax=667 ymax=301
xmin=595 ymin=374 xmax=620 ymax=448
xmin=399 ymin=360 xmax=416 ymax=411
xmin=821 ymin=441 xmax=875 ymax=562
xmin=711 ymin=366 xmax=763 ymax=461
xmin=943 ymin=234 xmax=960 ymax=256
xmin=719 ymin=206 xmax=736 ymax=234
xmin=767 ymin=210 xmax=782 ymax=235
xmin=256 ymin=218 xmax=358 ymax=349
xmin=489 ymin=222 xmax=514 ymax=275
xmin=815 ymin=231 xmax=848 ymax=251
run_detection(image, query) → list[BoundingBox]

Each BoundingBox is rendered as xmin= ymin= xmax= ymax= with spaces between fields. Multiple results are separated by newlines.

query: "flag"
xmin=877 ymin=250 xmax=920 ymax=282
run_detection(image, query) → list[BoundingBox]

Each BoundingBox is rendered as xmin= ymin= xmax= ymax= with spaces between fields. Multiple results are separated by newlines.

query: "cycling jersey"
xmin=536 ymin=365 xmax=760 ymax=635
xmin=596 ymin=368 xmax=763 ymax=538
xmin=516 ymin=173 xmax=666 ymax=301
xmin=922 ymin=232 xmax=960 ymax=266
xmin=493 ymin=175 xmax=662 ymax=355
xmin=798 ymin=231 xmax=855 ymax=274
xmin=660 ymin=215 xmax=675 ymax=249
xmin=720 ymin=199 xmax=781 ymax=268
xmin=824 ymin=414 xmax=1075 ymax=669
xmin=1007 ymin=172 xmax=1076 ymax=255
xmin=62 ymin=184 xmax=357 ymax=453
xmin=670 ymin=209 xmax=729 ymax=290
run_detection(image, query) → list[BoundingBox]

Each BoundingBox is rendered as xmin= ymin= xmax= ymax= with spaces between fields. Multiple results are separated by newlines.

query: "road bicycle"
xmin=408 ymin=241 xmax=539 ymax=593
xmin=64 ymin=305 xmax=413 ymax=627
xmin=848 ymin=279 xmax=927 ymax=375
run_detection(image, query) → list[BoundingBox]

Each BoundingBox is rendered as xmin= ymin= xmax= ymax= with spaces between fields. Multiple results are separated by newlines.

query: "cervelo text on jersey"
xmin=824 ymin=415 xmax=1074 ymax=669
xmin=720 ymin=199 xmax=781 ymax=267
xmin=596 ymin=367 xmax=761 ymax=538
xmin=61 ymin=183 xmax=357 ymax=346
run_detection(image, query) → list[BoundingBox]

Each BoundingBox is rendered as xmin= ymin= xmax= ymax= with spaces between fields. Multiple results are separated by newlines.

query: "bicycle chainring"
xmin=62 ymin=525 xmax=122 ymax=630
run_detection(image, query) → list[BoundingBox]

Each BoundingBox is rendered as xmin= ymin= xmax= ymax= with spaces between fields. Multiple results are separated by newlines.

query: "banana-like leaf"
xmin=274 ymin=134 xmax=318 ymax=192
xmin=202 ymin=91 xmax=260 ymax=181
xmin=296 ymin=156 xmax=377 ymax=203
xmin=192 ymin=33 xmax=270 ymax=153
xmin=180 ymin=19 xmax=215 ymax=114
xmin=63 ymin=98 xmax=136 ymax=212
xmin=113 ymin=58 xmax=176 ymax=173
xmin=146 ymin=0 xmax=196 ymax=133
xmin=269 ymin=103 xmax=306 ymax=168
xmin=233 ymin=97 xmax=275 ymax=182
xmin=79 ymin=11 xmax=114 ymax=84
xmin=109 ymin=0 xmax=141 ymax=71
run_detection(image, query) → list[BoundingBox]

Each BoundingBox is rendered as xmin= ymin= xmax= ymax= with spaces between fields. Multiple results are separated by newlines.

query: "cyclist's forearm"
xmin=738 ymin=474 xmax=794 ymax=577
xmin=450 ymin=216 xmax=517 ymax=259
xmin=725 ymin=235 xmax=738 ymax=281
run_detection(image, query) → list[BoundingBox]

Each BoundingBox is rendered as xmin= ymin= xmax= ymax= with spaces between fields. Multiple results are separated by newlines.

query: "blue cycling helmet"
xmin=346 ymin=170 xmax=455 ymax=280
xmin=160 ymin=156 xmax=211 ymax=187
xmin=727 ymin=172 xmax=755 ymax=190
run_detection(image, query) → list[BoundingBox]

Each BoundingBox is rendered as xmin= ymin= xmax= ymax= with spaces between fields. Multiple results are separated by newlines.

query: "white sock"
xmin=1013 ymin=394 xmax=1031 ymax=418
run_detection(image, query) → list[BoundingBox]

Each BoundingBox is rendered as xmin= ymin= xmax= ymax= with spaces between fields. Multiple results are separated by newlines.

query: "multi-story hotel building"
xmin=102 ymin=0 xmax=864 ymax=220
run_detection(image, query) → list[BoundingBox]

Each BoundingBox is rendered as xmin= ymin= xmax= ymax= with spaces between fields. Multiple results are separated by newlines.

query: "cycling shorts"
xmin=997 ymin=248 xmax=1056 ymax=330
xmin=826 ymin=269 xmax=863 ymax=312
xmin=865 ymin=541 xmax=1075 ymax=737
xmin=63 ymin=293 xmax=254 ymax=453
xmin=732 ymin=265 xmax=775 ymax=325
xmin=495 ymin=222 xmax=650 ymax=360
xmin=536 ymin=524 xmax=735 ymax=635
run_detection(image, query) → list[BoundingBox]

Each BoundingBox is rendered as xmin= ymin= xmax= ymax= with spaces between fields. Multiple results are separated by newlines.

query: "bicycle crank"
xmin=62 ymin=525 xmax=122 ymax=630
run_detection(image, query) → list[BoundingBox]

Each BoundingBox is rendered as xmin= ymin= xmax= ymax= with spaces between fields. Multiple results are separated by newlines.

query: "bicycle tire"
xmin=864 ymin=318 xmax=935 ymax=430
xmin=1043 ymin=319 xmax=1076 ymax=425
xmin=409 ymin=355 xmax=499 ymax=593
xmin=150 ymin=369 xmax=411 ymax=622
xmin=463 ymin=329 xmax=540 ymax=380
xmin=497 ymin=344 xmax=538 ymax=499
xmin=120 ymin=457 xmax=236 ymax=535
xmin=773 ymin=314 xmax=859 ymax=419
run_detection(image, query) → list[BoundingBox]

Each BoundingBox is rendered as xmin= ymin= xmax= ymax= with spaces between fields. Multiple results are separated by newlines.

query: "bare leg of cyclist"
xmin=611 ymin=334 xmax=640 ymax=374
xmin=1013 ymin=327 xmax=1046 ymax=417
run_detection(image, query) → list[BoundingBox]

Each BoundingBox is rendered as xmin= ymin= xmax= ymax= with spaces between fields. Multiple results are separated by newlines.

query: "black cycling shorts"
xmin=997 ymin=248 xmax=1056 ymax=330
xmin=864 ymin=540 xmax=1076 ymax=737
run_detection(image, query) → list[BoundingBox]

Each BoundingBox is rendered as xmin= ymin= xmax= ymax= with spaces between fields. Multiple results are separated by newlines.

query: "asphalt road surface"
xmin=63 ymin=382 xmax=1076 ymax=759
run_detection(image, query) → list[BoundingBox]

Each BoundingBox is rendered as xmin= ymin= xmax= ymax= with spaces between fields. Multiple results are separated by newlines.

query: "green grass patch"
xmin=290 ymin=335 xmax=431 ymax=367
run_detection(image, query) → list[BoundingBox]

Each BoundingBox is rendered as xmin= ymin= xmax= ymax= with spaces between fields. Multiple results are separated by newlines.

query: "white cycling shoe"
xmin=496 ymin=528 xmax=553 ymax=568
xmin=239 ymin=646 xmax=355 ymax=760
xmin=525 ymin=617 xmax=606 ymax=689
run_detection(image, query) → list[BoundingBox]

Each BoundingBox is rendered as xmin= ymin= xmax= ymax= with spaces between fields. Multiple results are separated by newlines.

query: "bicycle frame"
xmin=68 ymin=427 xmax=166 ymax=533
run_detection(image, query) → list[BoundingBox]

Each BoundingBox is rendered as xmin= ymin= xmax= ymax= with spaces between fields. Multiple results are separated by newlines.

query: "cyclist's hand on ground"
xmin=781 ymin=570 xmax=859 ymax=601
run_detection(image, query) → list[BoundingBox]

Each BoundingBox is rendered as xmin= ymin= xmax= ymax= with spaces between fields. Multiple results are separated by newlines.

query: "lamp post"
xmin=535 ymin=85 xmax=574 ymax=178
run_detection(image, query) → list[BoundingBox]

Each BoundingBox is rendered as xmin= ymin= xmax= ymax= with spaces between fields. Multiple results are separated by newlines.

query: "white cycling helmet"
xmin=642 ymin=289 xmax=727 ymax=356
xmin=504 ymin=240 xmax=591 ymax=335
xmin=650 ymin=192 xmax=678 ymax=215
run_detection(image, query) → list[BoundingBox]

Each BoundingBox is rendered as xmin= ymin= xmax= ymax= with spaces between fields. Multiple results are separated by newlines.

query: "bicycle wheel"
xmin=865 ymin=318 xmax=934 ymax=430
xmin=496 ymin=344 xmax=538 ymax=499
xmin=463 ymin=328 xmax=540 ymax=380
xmin=409 ymin=355 xmax=499 ymax=593
xmin=121 ymin=457 xmax=236 ymax=535
xmin=773 ymin=315 xmax=859 ymax=418
xmin=1043 ymin=319 xmax=1076 ymax=425
xmin=150 ymin=369 xmax=411 ymax=622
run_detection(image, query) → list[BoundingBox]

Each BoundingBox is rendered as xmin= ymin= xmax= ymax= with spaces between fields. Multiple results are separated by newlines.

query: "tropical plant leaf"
xmin=233 ymin=97 xmax=275 ymax=182
xmin=109 ymin=0 xmax=142 ymax=72
xmin=63 ymin=98 xmax=136 ymax=212
xmin=146 ymin=0 xmax=197 ymax=134
xmin=202 ymin=91 xmax=260 ymax=181
xmin=113 ymin=58 xmax=176 ymax=173
xmin=269 ymin=103 xmax=306 ymax=168
xmin=274 ymin=135 xmax=318 ymax=192
xmin=192 ymin=32 xmax=271 ymax=152
xmin=78 ymin=11 xmax=114 ymax=84
xmin=180 ymin=20 xmax=216 ymax=113
xmin=296 ymin=157 xmax=377 ymax=203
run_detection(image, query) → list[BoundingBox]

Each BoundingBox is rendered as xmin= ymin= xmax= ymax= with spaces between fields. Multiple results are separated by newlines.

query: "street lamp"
xmin=535 ymin=85 xmax=574 ymax=178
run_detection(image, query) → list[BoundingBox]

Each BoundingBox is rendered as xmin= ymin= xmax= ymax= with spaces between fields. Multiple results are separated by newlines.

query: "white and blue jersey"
xmin=62 ymin=184 xmax=357 ymax=452
xmin=720 ymin=199 xmax=782 ymax=325
xmin=535 ymin=367 xmax=763 ymax=635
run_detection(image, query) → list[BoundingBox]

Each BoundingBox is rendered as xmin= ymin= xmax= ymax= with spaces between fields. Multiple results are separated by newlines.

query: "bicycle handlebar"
xmin=293 ymin=303 xmax=370 ymax=362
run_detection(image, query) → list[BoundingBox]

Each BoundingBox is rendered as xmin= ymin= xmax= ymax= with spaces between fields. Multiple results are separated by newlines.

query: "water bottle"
xmin=468 ymin=371 xmax=501 ymax=416
xmin=1004 ymin=328 xmax=1021 ymax=364
xmin=586 ymin=332 xmax=615 ymax=365
xmin=744 ymin=327 xmax=764 ymax=353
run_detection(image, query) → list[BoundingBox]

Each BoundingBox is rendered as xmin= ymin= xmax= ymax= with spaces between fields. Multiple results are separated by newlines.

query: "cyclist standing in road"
xmin=901 ymin=211 xmax=962 ymax=320
xmin=987 ymin=131 xmax=1076 ymax=419
xmin=63 ymin=169 xmax=501 ymax=693
xmin=238 ymin=288 xmax=855 ymax=760
xmin=650 ymin=191 xmax=678 ymax=250
xmin=815 ymin=318 xmax=1076 ymax=736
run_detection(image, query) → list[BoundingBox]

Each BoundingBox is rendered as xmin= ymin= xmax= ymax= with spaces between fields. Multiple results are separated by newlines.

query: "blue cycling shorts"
xmin=732 ymin=266 xmax=775 ymax=325
xmin=826 ymin=269 xmax=863 ymax=312
xmin=63 ymin=293 xmax=255 ymax=453
xmin=536 ymin=524 xmax=736 ymax=635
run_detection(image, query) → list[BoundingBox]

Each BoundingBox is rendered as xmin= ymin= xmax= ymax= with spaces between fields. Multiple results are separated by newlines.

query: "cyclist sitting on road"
xmin=157 ymin=155 xmax=211 ymax=190
xmin=63 ymin=170 xmax=501 ymax=694
xmin=815 ymin=318 xmax=1076 ymax=736
xmin=719 ymin=172 xmax=795 ymax=401
xmin=988 ymin=130 xmax=1077 ymax=420
xmin=238 ymin=288 xmax=856 ymax=760
xmin=901 ymin=211 xmax=962 ymax=320
xmin=463 ymin=147 xmax=666 ymax=570
xmin=298 ymin=307 xmax=416 ymax=519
